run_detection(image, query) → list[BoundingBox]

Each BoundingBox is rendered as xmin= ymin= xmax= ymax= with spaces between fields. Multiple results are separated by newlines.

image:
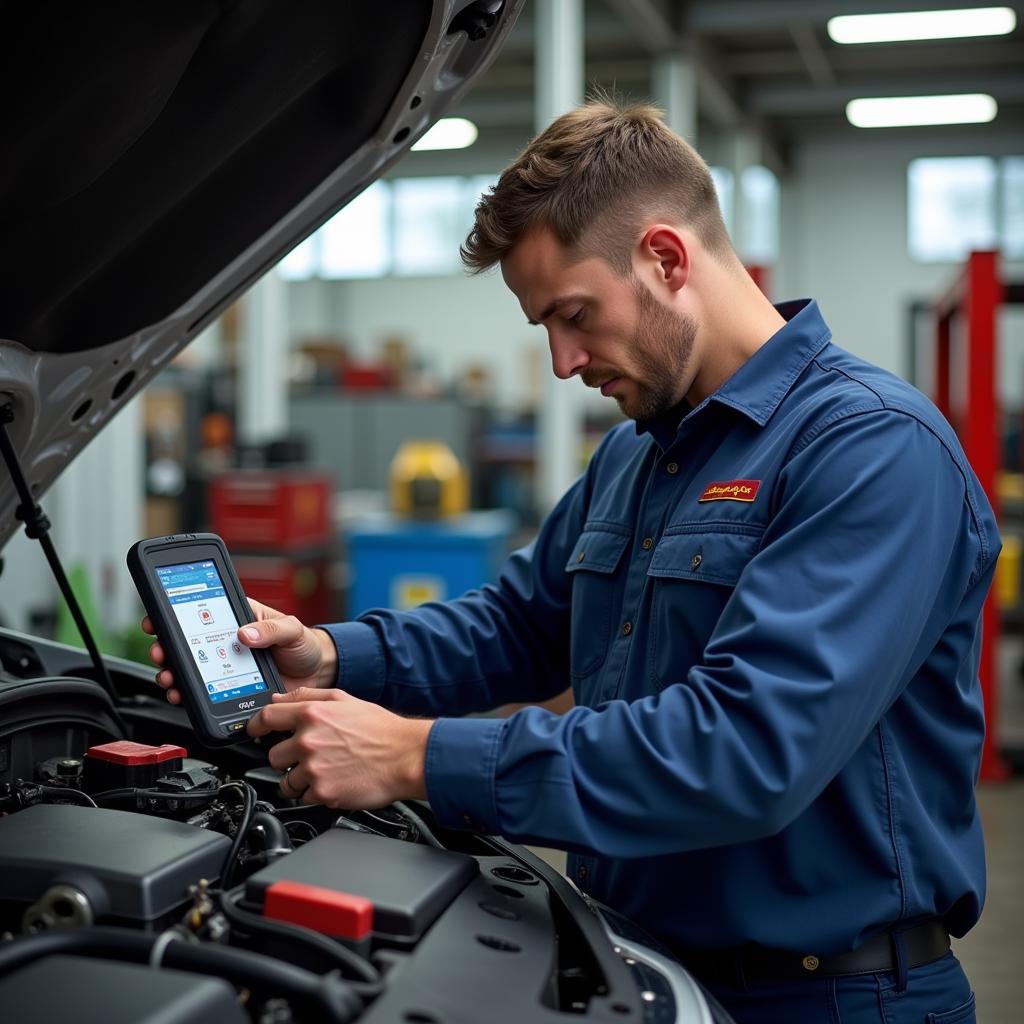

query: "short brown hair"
xmin=461 ymin=99 xmax=734 ymax=275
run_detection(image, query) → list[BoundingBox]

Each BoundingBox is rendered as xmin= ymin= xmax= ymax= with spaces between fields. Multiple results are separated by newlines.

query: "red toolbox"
xmin=209 ymin=471 xmax=332 ymax=549
xmin=234 ymin=553 xmax=335 ymax=624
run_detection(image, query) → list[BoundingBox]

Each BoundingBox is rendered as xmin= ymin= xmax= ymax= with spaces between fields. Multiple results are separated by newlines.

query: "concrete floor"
xmin=956 ymin=637 xmax=1024 ymax=1022
xmin=956 ymin=779 xmax=1024 ymax=1022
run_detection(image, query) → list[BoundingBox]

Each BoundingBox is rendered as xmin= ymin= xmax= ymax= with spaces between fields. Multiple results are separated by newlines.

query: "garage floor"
xmin=956 ymin=638 xmax=1024 ymax=1022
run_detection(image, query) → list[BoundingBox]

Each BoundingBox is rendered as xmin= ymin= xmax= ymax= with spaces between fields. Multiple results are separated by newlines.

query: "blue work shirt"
xmin=324 ymin=299 xmax=998 ymax=954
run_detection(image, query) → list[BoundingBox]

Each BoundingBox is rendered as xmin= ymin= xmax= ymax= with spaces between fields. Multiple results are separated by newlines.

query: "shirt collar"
xmin=637 ymin=298 xmax=832 ymax=446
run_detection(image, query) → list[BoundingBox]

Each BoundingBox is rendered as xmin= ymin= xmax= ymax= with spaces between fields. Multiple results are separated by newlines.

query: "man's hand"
xmin=247 ymin=688 xmax=432 ymax=809
xmin=144 ymin=600 xmax=338 ymax=706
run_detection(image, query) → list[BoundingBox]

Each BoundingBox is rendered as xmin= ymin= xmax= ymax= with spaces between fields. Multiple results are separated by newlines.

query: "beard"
xmin=583 ymin=280 xmax=697 ymax=422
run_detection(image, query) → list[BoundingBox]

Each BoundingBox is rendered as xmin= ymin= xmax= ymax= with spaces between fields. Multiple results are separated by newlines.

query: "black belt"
xmin=672 ymin=920 xmax=950 ymax=988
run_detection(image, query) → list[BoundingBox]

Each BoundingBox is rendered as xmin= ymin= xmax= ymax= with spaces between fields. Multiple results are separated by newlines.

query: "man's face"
xmin=501 ymin=227 xmax=698 ymax=421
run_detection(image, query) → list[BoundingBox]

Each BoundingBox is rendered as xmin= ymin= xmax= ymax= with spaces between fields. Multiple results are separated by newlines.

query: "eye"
xmin=566 ymin=308 xmax=584 ymax=325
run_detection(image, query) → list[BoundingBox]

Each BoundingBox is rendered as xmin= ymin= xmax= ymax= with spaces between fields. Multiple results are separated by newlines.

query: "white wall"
xmin=777 ymin=131 xmax=1024 ymax=400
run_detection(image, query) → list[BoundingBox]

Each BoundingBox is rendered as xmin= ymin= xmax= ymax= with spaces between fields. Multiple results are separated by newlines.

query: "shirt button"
xmin=577 ymin=551 xmax=586 ymax=563
xmin=577 ymin=864 xmax=588 ymax=882
xmin=691 ymin=554 xmax=703 ymax=570
xmin=462 ymin=814 xmax=474 ymax=829
xmin=666 ymin=462 xmax=679 ymax=474
xmin=642 ymin=537 xmax=653 ymax=551
xmin=621 ymin=621 xmax=632 ymax=636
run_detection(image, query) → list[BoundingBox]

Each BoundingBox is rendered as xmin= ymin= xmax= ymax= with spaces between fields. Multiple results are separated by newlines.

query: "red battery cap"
xmin=264 ymin=880 xmax=373 ymax=940
xmin=86 ymin=741 xmax=188 ymax=765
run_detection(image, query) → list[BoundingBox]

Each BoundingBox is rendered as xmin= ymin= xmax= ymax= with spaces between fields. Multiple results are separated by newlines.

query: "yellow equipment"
xmin=390 ymin=441 xmax=468 ymax=519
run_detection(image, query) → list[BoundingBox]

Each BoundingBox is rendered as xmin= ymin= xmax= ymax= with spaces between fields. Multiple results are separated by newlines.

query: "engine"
xmin=0 ymin=650 xmax=711 ymax=1024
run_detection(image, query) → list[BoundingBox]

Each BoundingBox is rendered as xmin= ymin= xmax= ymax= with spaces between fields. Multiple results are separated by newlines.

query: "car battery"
xmin=234 ymin=552 xmax=335 ymax=624
xmin=209 ymin=471 xmax=332 ymax=550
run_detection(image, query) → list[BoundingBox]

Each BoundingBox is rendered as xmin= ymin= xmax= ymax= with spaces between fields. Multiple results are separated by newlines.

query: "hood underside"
xmin=0 ymin=0 xmax=521 ymax=545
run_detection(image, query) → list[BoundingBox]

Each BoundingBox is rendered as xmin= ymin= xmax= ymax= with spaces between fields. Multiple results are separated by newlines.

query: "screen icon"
xmin=197 ymin=649 xmax=209 ymax=663
xmin=199 ymin=608 xmax=213 ymax=625
xmin=217 ymin=647 xmax=227 ymax=659
xmin=231 ymin=642 xmax=243 ymax=655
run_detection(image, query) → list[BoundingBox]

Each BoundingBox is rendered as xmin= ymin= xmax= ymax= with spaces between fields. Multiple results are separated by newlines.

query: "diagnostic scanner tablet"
xmin=127 ymin=533 xmax=286 ymax=746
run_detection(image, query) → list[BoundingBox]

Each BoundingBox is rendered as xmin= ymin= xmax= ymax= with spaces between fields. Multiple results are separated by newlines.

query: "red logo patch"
xmin=698 ymin=479 xmax=761 ymax=503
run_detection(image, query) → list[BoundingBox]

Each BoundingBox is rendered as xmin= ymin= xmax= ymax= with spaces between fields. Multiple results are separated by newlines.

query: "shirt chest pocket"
xmin=564 ymin=528 xmax=631 ymax=679
xmin=646 ymin=528 xmax=762 ymax=686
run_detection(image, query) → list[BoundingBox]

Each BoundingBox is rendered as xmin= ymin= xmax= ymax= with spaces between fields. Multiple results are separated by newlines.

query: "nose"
xmin=548 ymin=330 xmax=589 ymax=381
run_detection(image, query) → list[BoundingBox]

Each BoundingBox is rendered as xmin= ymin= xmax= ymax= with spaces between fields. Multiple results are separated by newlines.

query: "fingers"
xmin=271 ymin=687 xmax=344 ymax=704
xmin=247 ymin=701 xmax=301 ymax=737
xmin=142 ymin=623 xmax=176 ymax=704
xmin=247 ymin=688 xmax=343 ymax=737
xmin=279 ymin=764 xmax=310 ymax=801
xmin=248 ymin=599 xmax=282 ymax=622
xmin=266 ymin=736 xmax=301 ymax=772
xmin=238 ymin=614 xmax=305 ymax=650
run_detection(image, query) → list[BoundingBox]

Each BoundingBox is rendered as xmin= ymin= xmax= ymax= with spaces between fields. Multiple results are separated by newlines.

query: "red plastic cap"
xmin=86 ymin=741 xmax=188 ymax=765
xmin=264 ymin=880 xmax=373 ymax=940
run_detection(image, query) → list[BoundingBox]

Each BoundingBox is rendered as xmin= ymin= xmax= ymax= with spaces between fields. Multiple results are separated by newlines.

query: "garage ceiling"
xmin=438 ymin=0 xmax=1024 ymax=173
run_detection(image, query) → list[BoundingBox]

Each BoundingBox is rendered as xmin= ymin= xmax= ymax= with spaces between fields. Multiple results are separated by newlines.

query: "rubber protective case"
xmin=127 ymin=533 xmax=286 ymax=746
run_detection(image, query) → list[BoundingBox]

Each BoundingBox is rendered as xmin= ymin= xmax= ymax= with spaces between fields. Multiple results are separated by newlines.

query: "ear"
xmin=638 ymin=225 xmax=689 ymax=294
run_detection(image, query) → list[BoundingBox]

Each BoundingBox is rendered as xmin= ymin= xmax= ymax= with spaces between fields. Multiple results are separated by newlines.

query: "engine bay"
xmin=0 ymin=628 xmax=700 ymax=1024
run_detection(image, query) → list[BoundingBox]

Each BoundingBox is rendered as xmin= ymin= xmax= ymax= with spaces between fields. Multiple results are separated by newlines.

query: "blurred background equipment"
xmin=390 ymin=440 xmax=469 ymax=519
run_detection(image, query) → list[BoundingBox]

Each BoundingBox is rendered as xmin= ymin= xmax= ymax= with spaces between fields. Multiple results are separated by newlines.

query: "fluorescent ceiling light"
xmin=846 ymin=93 xmax=998 ymax=128
xmin=828 ymin=7 xmax=1016 ymax=44
xmin=411 ymin=118 xmax=479 ymax=151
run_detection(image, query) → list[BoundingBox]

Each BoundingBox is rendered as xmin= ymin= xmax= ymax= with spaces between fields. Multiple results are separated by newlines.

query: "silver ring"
xmin=282 ymin=765 xmax=305 ymax=797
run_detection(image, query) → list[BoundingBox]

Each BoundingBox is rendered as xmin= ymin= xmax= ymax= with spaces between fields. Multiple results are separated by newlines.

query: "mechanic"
xmin=149 ymin=101 xmax=995 ymax=1023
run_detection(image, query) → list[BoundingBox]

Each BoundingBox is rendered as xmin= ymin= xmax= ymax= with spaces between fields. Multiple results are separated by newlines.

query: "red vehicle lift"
xmin=933 ymin=250 xmax=1024 ymax=781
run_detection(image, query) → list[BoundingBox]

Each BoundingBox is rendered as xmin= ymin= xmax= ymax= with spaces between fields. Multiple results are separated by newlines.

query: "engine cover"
xmin=0 ymin=804 xmax=230 ymax=928
xmin=0 ymin=955 xmax=247 ymax=1024
xmin=245 ymin=827 xmax=477 ymax=945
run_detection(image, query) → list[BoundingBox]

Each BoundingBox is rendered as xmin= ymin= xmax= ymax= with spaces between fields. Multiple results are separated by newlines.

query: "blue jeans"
xmin=704 ymin=952 xmax=975 ymax=1024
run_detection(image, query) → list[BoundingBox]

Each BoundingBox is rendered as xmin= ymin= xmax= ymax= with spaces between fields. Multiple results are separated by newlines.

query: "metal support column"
xmin=238 ymin=268 xmax=290 ymax=446
xmin=535 ymin=0 xmax=585 ymax=513
xmin=654 ymin=50 xmax=698 ymax=145
xmin=729 ymin=127 xmax=761 ymax=262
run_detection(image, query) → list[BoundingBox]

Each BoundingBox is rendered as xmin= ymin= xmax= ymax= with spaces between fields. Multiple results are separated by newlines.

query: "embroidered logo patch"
xmin=698 ymin=479 xmax=761 ymax=503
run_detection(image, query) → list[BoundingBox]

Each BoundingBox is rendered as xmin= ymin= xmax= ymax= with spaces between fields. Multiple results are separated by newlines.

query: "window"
xmin=277 ymin=175 xmax=497 ymax=280
xmin=740 ymin=165 xmax=780 ymax=265
xmin=708 ymin=165 xmax=780 ymax=264
xmin=320 ymin=182 xmax=391 ymax=278
xmin=907 ymin=155 xmax=1024 ymax=262
xmin=908 ymin=157 xmax=997 ymax=262
xmin=393 ymin=177 xmax=466 ymax=276
xmin=1002 ymin=157 xmax=1024 ymax=260
xmin=709 ymin=166 xmax=734 ymax=236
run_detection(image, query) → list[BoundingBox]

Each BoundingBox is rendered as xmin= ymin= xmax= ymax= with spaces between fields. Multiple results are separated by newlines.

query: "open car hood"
xmin=0 ymin=0 xmax=521 ymax=547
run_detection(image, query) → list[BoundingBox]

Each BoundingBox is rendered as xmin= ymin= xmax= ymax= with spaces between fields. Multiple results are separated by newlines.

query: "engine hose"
xmin=251 ymin=811 xmax=292 ymax=858
xmin=219 ymin=782 xmax=256 ymax=889
xmin=392 ymin=800 xmax=445 ymax=849
xmin=0 ymin=927 xmax=362 ymax=1023
xmin=220 ymin=888 xmax=381 ymax=992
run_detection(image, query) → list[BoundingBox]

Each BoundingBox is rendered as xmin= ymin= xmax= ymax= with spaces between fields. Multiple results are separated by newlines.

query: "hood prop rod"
xmin=0 ymin=403 xmax=128 ymax=735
